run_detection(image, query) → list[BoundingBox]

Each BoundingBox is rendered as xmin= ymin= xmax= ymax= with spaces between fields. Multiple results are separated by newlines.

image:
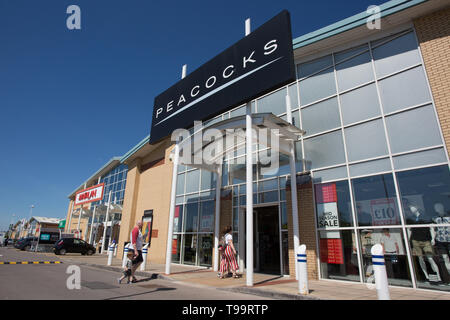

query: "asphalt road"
xmin=0 ymin=247 xmax=272 ymax=301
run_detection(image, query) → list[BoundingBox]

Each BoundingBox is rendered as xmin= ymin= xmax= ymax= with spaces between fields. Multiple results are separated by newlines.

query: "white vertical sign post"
xmin=213 ymin=166 xmax=222 ymax=272
xmin=297 ymin=245 xmax=309 ymax=295
xmin=245 ymin=17 xmax=254 ymax=287
xmin=140 ymin=243 xmax=149 ymax=271
xmin=122 ymin=244 xmax=130 ymax=268
xmin=286 ymin=94 xmax=300 ymax=280
xmin=165 ymin=65 xmax=186 ymax=275
xmin=371 ymin=244 xmax=391 ymax=300
xmin=107 ymin=243 xmax=114 ymax=266
xmin=101 ymin=191 xmax=112 ymax=254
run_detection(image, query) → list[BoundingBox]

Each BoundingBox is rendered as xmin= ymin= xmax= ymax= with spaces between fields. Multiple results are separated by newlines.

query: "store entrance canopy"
xmin=165 ymin=111 xmax=306 ymax=286
xmin=175 ymin=113 xmax=305 ymax=172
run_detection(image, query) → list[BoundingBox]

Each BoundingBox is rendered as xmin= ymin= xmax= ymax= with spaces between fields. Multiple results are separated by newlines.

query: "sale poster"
xmin=315 ymin=183 xmax=339 ymax=229
xmin=320 ymin=238 xmax=344 ymax=264
xmin=370 ymin=198 xmax=399 ymax=226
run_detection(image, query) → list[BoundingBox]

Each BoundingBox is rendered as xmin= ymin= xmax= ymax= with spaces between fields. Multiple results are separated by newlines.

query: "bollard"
xmin=371 ymin=244 xmax=391 ymax=300
xmin=107 ymin=244 xmax=114 ymax=266
xmin=297 ymin=244 xmax=309 ymax=295
xmin=140 ymin=244 xmax=149 ymax=271
xmin=122 ymin=245 xmax=130 ymax=268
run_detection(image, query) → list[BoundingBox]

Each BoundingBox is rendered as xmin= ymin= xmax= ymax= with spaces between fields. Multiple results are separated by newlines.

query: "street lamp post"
xmin=28 ymin=205 xmax=35 ymax=237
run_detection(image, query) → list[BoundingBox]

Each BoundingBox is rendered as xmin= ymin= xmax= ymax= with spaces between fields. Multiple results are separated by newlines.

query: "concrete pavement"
xmin=18 ymin=248 xmax=450 ymax=300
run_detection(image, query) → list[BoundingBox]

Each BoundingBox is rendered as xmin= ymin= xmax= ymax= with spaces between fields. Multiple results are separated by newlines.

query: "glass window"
xmin=295 ymin=141 xmax=304 ymax=172
xmin=315 ymin=181 xmax=353 ymax=228
xmin=173 ymin=205 xmax=184 ymax=232
xmin=304 ymin=130 xmax=346 ymax=170
xmin=230 ymin=105 xmax=245 ymax=117
xmin=288 ymin=82 xmax=299 ymax=109
xmin=312 ymin=166 xmax=347 ymax=183
xmin=282 ymin=231 xmax=289 ymax=275
xmin=334 ymin=44 xmax=369 ymax=64
xmin=378 ymin=66 xmax=431 ymax=114
xmin=301 ymin=97 xmax=341 ymax=136
xmin=344 ymin=119 xmax=388 ymax=162
xmin=336 ymin=51 xmax=373 ymax=92
xmin=385 ymin=105 xmax=442 ymax=154
xmin=393 ymin=148 xmax=448 ymax=170
xmin=201 ymin=169 xmax=216 ymax=190
xmin=233 ymin=207 xmax=239 ymax=232
xmin=299 ymin=67 xmax=337 ymax=106
xmin=339 ymin=83 xmax=381 ymax=125
xmin=360 ymin=228 xmax=412 ymax=287
xmin=176 ymin=173 xmax=185 ymax=196
xmin=258 ymin=179 xmax=278 ymax=192
xmin=199 ymin=201 xmax=214 ymax=232
xmin=352 ymin=173 xmax=400 ymax=227
xmin=280 ymin=202 xmax=287 ymax=229
xmin=407 ymin=227 xmax=450 ymax=290
xmin=185 ymin=170 xmax=200 ymax=193
xmin=257 ymin=88 xmax=286 ymax=116
xmin=319 ymin=230 xmax=359 ymax=282
xmin=198 ymin=234 xmax=213 ymax=266
xmin=258 ymin=191 xmax=278 ymax=203
xmin=349 ymin=158 xmax=391 ymax=177
xmin=297 ymin=54 xmax=333 ymax=78
xmin=183 ymin=234 xmax=197 ymax=265
xmin=171 ymin=234 xmax=182 ymax=263
xmin=372 ymin=31 xmax=421 ymax=78
xmin=183 ymin=203 xmax=198 ymax=233
xmin=397 ymin=165 xmax=450 ymax=225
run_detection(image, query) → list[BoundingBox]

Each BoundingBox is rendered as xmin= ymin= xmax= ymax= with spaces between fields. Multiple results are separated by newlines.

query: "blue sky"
xmin=0 ymin=0 xmax=386 ymax=230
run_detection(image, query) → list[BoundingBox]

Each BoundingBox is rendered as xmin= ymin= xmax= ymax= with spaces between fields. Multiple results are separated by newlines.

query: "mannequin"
xmin=431 ymin=203 xmax=450 ymax=284
xmin=409 ymin=205 xmax=441 ymax=283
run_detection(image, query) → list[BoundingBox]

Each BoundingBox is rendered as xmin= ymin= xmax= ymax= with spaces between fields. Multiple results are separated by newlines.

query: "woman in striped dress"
xmin=219 ymin=226 xmax=240 ymax=278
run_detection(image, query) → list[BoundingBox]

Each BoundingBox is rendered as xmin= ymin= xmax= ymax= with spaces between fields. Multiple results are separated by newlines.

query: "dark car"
xmin=54 ymin=238 xmax=96 ymax=255
xmin=15 ymin=237 xmax=38 ymax=251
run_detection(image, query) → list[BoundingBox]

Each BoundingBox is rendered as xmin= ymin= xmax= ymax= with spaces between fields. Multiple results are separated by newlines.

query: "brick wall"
xmin=286 ymin=181 xmax=319 ymax=280
xmin=414 ymin=7 xmax=450 ymax=156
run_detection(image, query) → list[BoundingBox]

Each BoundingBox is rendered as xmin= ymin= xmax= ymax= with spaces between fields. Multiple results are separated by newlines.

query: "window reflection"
xmin=397 ymin=165 xmax=450 ymax=225
xmin=319 ymin=230 xmax=359 ymax=282
xmin=408 ymin=227 xmax=450 ymax=290
xmin=359 ymin=228 xmax=412 ymax=287
xmin=352 ymin=173 xmax=400 ymax=227
xmin=315 ymin=181 xmax=353 ymax=228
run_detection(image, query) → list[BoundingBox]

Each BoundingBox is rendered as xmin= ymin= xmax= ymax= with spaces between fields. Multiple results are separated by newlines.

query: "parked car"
xmin=16 ymin=237 xmax=38 ymax=251
xmin=54 ymin=238 xmax=96 ymax=255
xmin=14 ymin=238 xmax=26 ymax=249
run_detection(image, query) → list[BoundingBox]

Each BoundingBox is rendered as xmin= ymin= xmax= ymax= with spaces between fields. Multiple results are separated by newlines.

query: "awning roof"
xmin=174 ymin=113 xmax=305 ymax=172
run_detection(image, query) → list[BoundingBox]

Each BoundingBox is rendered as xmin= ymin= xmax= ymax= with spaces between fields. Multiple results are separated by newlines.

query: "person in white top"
xmin=130 ymin=220 xmax=144 ymax=283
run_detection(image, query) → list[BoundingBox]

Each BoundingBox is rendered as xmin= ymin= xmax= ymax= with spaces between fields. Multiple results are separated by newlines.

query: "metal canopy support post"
xmin=246 ymin=102 xmax=254 ymax=286
xmin=101 ymin=190 xmax=112 ymax=253
xmin=89 ymin=205 xmax=97 ymax=244
xmin=245 ymin=17 xmax=254 ymax=287
xmin=67 ymin=201 xmax=74 ymax=234
xmin=213 ymin=165 xmax=222 ymax=272
xmin=165 ymin=65 xmax=186 ymax=275
xmin=286 ymin=94 xmax=300 ymax=280
xmin=165 ymin=143 xmax=179 ymax=274
xmin=77 ymin=207 xmax=82 ymax=233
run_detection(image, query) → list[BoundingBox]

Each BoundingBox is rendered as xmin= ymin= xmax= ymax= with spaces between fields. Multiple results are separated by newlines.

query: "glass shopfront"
xmin=85 ymin=163 xmax=128 ymax=251
xmin=308 ymin=27 xmax=450 ymax=291
xmin=170 ymin=27 xmax=449 ymax=292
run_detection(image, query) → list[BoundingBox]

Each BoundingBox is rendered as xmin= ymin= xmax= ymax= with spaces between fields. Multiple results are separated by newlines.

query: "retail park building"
xmin=64 ymin=0 xmax=450 ymax=292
